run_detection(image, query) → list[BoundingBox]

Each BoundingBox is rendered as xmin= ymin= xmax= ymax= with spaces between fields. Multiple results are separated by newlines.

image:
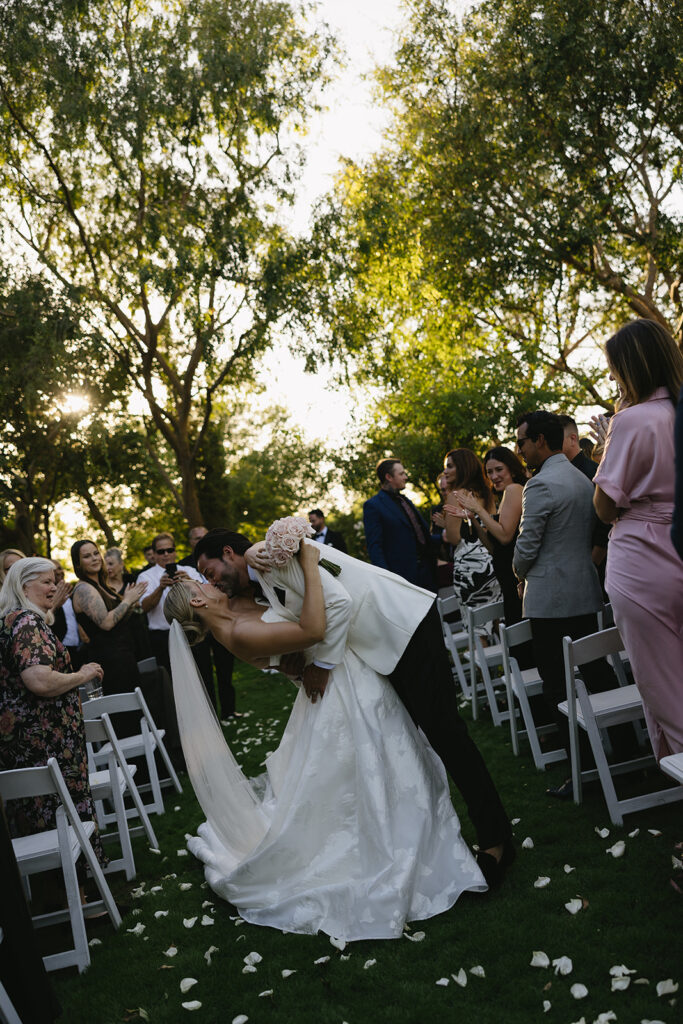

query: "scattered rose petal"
xmin=628 ymin=828 xmax=640 ymax=838
xmin=595 ymin=828 xmax=610 ymax=839
xmin=236 ymin=935 xmax=245 ymax=943
xmin=232 ymin=1016 xmax=248 ymax=1024
xmin=131 ymin=908 xmax=142 ymax=917
xmin=634 ymin=978 xmax=650 ymax=985
xmin=673 ymin=854 xmax=683 ymax=870
xmin=564 ymin=864 xmax=576 ymax=873
xmin=177 ymin=850 xmax=188 ymax=857
xmin=202 ymin=901 xmax=213 ymax=909
xmin=470 ymin=965 xmax=485 ymax=978
xmin=200 ymin=915 xmax=214 ymax=926
xmin=593 ymin=1013 xmax=617 ymax=1024
xmin=149 ymin=847 xmax=161 ymax=854
xmin=452 ymin=969 xmax=467 ymax=987
xmin=131 ymin=886 xmax=147 ymax=899
xmin=569 ymin=1018 xmax=586 ymax=1024
xmin=204 ymin=946 xmax=219 ymax=965
xmin=552 ymin=956 xmax=573 ymax=976
xmin=570 ymin=983 xmax=588 ymax=999
xmin=511 ymin=817 xmax=521 ymax=825
xmin=179 ymin=883 xmax=193 ymax=891
xmin=531 ymin=951 xmax=550 ymax=968
xmin=648 ymin=829 xmax=662 ymax=836
xmin=258 ymin=991 xmax=273 ymax=998
xmin=281 ymin=969 xmax=296 ymax=978
xmin=543 ymin=1000 xmax=551 ymax=1012
xmin=242 ymin=966 xmax=257 ymax=975
xmin=180 ymin=979 xmax=198 ymax=994
xmin=656 ymin=979 xmax=678 ymax=996
xmin=404 ymin=931 xmax=425 ymax=942
xmin=88 ymin=938 xmax=102 ymax=947
xmin=330 ymin=936 xmax=346 ymax=951
xmin=174 ymin=806 xmax=181 ymax=811
xmin=611 ymin=976 xmax=630 ymax=992
xmin=610 ymin=965 xmax=636 ymax=976
xmin=314 ymin=956 xmax=330 ymax=965
xmin=363 ymin=959 xmax=376 ymax=970
xmin=522 ymin=837 xmax=534 ymax=849
xmin=181 ymin=1002 xmax=201 ymax=1011
xmin=243 ymin=952 xmax=262 ymax=966
xmin=436 ymin=978 xmax=450 ymax=986
xmin=640 ymin=1019 xmax=666 ymax=1023
xmin=234 ymin=919 xmax=245 ymax=927
xmin=155 ymin=911 xmax=169 ymax=919
xmin=127 ymin=923 xmax=146 ymax=936
xmin=164 ymin=946 xmax=178 ymax=958
xmin=534 ymin=876 xmax=551 ymax=888
xmin=565 ymin=898 xmax=583 ymax=915
xmin=606 ymin=841 xmax=625 ymax=858
xmin=183 ymin=917 xmax=197 ymax=929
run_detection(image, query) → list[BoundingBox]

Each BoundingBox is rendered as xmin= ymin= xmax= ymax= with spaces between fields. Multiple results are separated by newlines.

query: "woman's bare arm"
xmin=443 ymin=493 xmax=464 ymax=546
xmin=22 ymin=661 xmax=103 ymax=698
xmin=594 ymin=485 xmax=617 ymax=524
xmin=72 ymin=581 xmax=145 ymax=631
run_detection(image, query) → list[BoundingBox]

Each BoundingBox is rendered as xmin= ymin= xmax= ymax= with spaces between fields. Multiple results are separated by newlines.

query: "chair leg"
xmin=0 ymin=978 xmax=22 ymax=1024
xmin=109 ymin=761 xmax=136 ymax=881
xmin=56 ymin=809 xmax=90 ymax=974
xmin=577 ymin=681 xmax=624 ymax=826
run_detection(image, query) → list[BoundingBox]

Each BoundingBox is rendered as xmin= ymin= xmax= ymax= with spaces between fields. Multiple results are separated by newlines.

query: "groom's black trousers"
xmin=388 ymin=604 xmax=511 ymax=851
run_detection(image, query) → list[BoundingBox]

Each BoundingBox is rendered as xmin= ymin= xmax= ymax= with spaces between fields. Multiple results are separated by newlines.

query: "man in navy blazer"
xmin=363 ymin=458 xmax=438 ymax=591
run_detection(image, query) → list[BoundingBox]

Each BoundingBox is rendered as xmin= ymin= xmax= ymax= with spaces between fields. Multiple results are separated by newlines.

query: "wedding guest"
xmin=0 ymin=549 xmax=25 ymax=585
xmin=49 ymin=559 xmax=83 ymax=670
xmin=0 ymin=557 xmax=105 ymax=861
xmin=443 ymin=449 xmax=501 ymax=608
xmin=593 ymin=319 xmax=683 ymax=759
xmin=307 ymin=510 xmax=347 ymax=553
xmin=104 ymin=548 xmax=135 ymax=594
xmin=673 ymin=383 xmax=683 ymax=560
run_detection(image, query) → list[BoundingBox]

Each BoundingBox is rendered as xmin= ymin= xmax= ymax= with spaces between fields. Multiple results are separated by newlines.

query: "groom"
xmin=194 ymin=528 xmax=513 ymax=887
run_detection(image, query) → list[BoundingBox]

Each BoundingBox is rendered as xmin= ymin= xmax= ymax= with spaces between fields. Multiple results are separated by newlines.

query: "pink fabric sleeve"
xmin=593 ymin=408 xmax=643 ymax=508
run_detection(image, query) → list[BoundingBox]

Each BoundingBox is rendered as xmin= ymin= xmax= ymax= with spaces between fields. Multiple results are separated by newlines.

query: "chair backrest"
xmin=564 ymin=625 xmax=625 ymax=672
xmin=137 ymin=657 xmax=158 ymax=676
xmin=0 ymin=764 xmax=55 ymax=802
xmin=82 ymin=690 xmax=142 ymax=719
xmin=468 ymin=599 xmax=505 ymax=629
xmin=500 ymin=618 xmax=532 ymax=649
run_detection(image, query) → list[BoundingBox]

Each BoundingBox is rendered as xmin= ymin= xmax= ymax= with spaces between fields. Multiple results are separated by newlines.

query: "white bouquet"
xmin=264 ymin=516 xmax=341 ymax=576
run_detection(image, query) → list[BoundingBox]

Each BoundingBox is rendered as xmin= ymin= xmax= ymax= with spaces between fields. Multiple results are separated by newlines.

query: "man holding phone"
xmin=138 ymin=532 xmax=204 ymax=672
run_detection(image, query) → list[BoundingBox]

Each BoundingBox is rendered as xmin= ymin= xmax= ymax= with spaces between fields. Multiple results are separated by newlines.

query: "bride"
xmin=164 ymin=534 xmax=486 ymax=941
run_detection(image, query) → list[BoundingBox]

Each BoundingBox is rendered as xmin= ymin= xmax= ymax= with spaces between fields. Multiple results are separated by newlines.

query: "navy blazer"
xmin=363 ymin=489 xmax=437 ymax=590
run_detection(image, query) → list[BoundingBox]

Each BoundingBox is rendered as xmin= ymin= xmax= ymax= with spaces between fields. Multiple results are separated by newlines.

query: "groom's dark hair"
xmin=194 ymin=528 xmax=253 ymax=561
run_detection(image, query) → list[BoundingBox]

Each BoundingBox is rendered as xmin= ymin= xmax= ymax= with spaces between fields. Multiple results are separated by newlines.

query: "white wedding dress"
xmin=169 ymin=621 xmax=486 ymax=941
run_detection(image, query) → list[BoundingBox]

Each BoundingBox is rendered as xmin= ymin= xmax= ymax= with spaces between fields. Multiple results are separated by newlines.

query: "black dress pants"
xmin=388 ymin=604 xmax=511 ymax=850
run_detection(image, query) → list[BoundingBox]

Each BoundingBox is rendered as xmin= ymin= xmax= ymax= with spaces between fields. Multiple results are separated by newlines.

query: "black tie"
xmin=314 ymin=532 xmax=324 ymax=540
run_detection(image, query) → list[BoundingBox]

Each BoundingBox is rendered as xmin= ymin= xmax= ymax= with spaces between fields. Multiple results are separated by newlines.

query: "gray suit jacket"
xmin=513 ymin=453 xmax=603 ymax=619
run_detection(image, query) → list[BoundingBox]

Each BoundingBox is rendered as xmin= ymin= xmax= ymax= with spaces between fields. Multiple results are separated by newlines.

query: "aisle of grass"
xmin=53 ymin=663 xmax=681 ymax=1024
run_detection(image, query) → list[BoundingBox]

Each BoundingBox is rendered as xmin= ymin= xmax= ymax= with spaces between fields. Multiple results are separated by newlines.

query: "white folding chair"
xmin=436 ymin=590 xmax=470 ymax=697
xmin=0 ymin=928 xmax=22 ymax=1024
xmin=0 ymin=758 xmax=121 ymax=974
xmin=660 ymin=753 xmax=683 ymax=786
xmin=83 ymin=687 xmax=182 ymax=817
xmin=559 ymin=627 xmax=683 ymax=825
xmin=461 ymin=600 xmax=507 ymax=723
xmin=85 ymin=714 xmax=158 ymax=879
xmin=500 ymin=619 xmax=565 ymax=770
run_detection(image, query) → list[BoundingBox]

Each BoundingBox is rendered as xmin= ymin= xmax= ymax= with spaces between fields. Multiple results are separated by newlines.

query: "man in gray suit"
xmin=513 ymin=410 xmax=617 ymax=796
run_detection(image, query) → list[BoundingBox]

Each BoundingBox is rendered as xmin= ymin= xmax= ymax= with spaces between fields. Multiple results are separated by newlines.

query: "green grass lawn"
xmin=52 ymin=663 xmax=682 ymax=1024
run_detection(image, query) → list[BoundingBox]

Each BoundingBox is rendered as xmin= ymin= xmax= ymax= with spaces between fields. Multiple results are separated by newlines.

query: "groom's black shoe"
xmin=476 ymin=839 xmax=516 ymax=889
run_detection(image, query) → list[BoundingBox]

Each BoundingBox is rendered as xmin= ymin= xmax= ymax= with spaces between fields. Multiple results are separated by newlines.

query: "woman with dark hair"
xmin=454 ymin=446 xmax=529 ymax=631
xmin=593 ymin=319 xmax=683 ymax=760
xmin=443 ymin=448 xmax=501 ymax=608
xmin=70 ymin=540 xmax=147 ymax=696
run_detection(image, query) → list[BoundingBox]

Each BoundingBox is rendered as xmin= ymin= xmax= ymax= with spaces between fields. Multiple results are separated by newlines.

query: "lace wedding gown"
xmin=169 ymin=621 xmax=486 ymax=941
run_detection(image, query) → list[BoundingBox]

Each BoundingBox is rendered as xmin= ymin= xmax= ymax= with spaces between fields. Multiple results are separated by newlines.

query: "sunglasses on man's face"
xmin=155 ymin=547 xmax=175 ymax=555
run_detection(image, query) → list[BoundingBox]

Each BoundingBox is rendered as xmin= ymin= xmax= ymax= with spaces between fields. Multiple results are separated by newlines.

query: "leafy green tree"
xmin=0 ymin=0 xmax=335 ymax=526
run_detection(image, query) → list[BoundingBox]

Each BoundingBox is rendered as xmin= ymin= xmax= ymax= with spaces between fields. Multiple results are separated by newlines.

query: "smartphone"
xmin=165 ymin=562 xmax=177 ymax=579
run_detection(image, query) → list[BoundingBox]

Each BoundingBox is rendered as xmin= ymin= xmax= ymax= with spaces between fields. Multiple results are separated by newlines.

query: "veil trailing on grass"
xmin=168 ymin=621 xmax=269 ymax=859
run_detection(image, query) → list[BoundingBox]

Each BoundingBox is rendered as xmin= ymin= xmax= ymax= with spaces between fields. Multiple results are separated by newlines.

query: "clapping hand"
xmin=122 ymin=580 xmax=148 ymax=603
xmin=52 ymin=579 xmax=72 ymax=611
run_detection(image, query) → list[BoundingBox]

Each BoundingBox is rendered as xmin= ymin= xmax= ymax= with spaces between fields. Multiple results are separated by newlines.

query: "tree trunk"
xmin=80 ymin=490 xmax=116 ymax=547
xmin=177 ymin=447 xmax=204 ymax=528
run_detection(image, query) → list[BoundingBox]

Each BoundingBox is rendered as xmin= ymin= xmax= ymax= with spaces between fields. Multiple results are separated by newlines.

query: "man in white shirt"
xmin=138 ymin=532 xmax=204 ymax=672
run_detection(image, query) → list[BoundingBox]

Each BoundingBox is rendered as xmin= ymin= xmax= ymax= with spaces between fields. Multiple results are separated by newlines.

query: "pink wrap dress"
xmin=594 ymin=387 xmax=683 ymax=760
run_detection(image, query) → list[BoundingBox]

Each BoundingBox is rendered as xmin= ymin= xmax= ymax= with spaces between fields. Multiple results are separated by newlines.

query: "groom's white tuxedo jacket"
xmin=254 ymin=540 xmax=435 ymax=676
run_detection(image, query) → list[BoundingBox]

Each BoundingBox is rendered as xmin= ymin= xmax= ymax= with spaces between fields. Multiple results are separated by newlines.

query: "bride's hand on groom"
xmin=245 ymin=542 xmax=273 ymax=573
xmin=303 ymin=664 xmax=329 ymax=704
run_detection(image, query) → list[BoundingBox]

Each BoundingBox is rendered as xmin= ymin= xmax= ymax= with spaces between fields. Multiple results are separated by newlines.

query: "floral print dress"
xmin=0 ymin=609 xmax=105 ymax=864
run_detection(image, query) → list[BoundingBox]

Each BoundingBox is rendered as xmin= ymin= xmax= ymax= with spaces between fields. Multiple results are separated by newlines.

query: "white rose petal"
xmin=314 ymin=956 xmax=330 ymax=965
xmin=180 ymin=979 xmax=198 ymax=994
xmin=470 ymin=965 xmax=485 ymax=978
xmin=656 ymin=979 xmax=679 ymax=996
xmin=244 ymin=952 xmax=262 ymax=966
xmin=200 ymin=915 xmax=214 ymax=926
xmin=628 ymin=828 xmax=640 ymax=838
xmin=595 ymin=827 xmax=610 ymax=839
xmin=564 ymin=864 xmax=576 ymax=873
xmin=179 ymin=883 xmax=193 ymax=891
xmin=150 ymin=885 xmax=163 ymax=893
xmin=281 ymin=969 xmax=296 ymax=978
xmin=610 ymin=965 xmax=636 ymax=976
xmin=648 ymin=829 xmax=662 ymax=836
xmin=258 ymin=991 xmax=273 ymax=998
xmin=543 ymin=1000 xmax=551 ymax=1012
xmin=155 ymin=911 xmax=169 ymax=919
xmin=88 ymin=938 xmax=102 ymax=947
xmin=611 ymin=976 xmax=630 ymax=992
xmin=242 ymin=966 xmax=257 ymax=974
xmin=640 ymin=1019 xmax=666 ymax=1023
xmin=236 ymin=934 xmax=245 ymax=942
xmin=131 ymin=908 xmax=142 ymax=916
xmin=363 ymin=959 xmax=376 ymax=970
xmin=202 ymin=901 xmax=214 ymax=909
xmin=436 ymin=978 xmax=450 ymax=986
xmin=404 ymin=931 xmax=426 ymax=942
xmin=530 ymin=951 xmax=550 ymax=968
xmin=340 ymin=954 xmax=351 ymax=961
xmin=204 ymin=946 xmax=219 ymax=965
xmin=183 ymin=917 xmax=197 ymax=928
xmin=164 ymin=946 xmax=178 ymax=958
xmin=673 ymin=855 xmax=683 ymax=870
xmin=569 ymin=1018 xmax=586 ymax=1024
xmin=570 ymin=983 xmax=588 ymax=999
xmin=452 ymin=969 xmax=467 ymax=987
xmin=174 ymin=805 xmax=181 ymax=811
xmin=127 ymin=923 xmax=146 ymax=936
xmin=522 ymin=837 xmax=534 ymax=849
xmin=511 ymin=817 xmax=521 ymax=825
xmin=552 ymin=956 xmax=573 ymax=976
xmin=565 ymin=898 xmax=583 ymax=915
xmin=606 ymin=841 xmax=625 ymax=858
xmin=634 ymin=978 xmax=650 ymax=985
xmin=177 ymin=850 xmax=188 ymax=857
xmin=593 ymin=1013 xmax=617 ymax=1024
xmin=232 ymin=1016 xmax=248 ymax=1024
xmin=131 ymin=886 xmax=147 ymax=899
xmin=534 ymin=876 xmax=551 ymax=888
xmin=149 ymin=847 xmax=161 ymax=854
xmin=330 ymin=936 xmax=346 ymax=951
xmin=181 ymin=1002 xmax=201 ymax=1011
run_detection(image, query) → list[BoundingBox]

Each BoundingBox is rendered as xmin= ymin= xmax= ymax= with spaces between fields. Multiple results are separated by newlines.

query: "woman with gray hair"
xmin=0 ymin=557 xmax=105 ymax=861
xmin=0 ymin=547 xmax=25 ymax=585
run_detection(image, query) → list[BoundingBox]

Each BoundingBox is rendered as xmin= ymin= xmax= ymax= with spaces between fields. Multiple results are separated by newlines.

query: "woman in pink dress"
xmin=593 ymin=319 xmax=683 ymax=760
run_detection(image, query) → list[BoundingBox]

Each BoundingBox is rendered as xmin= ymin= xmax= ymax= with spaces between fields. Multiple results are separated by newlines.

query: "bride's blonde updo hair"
xmin=163 ymin=581 xmax=209 ymax=646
